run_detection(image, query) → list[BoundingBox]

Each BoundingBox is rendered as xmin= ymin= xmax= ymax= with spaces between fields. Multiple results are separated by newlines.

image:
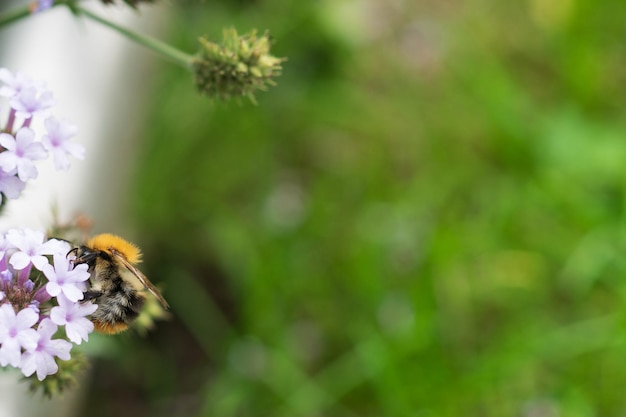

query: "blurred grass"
xmin=79 ymin=0 xmax=626 ymax=416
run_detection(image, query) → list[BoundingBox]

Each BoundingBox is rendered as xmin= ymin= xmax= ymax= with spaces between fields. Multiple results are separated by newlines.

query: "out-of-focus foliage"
xmin=80 ymin=0 xmax=626 ymax=416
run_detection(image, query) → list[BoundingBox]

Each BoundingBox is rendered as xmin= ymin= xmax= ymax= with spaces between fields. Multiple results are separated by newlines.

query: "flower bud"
xmin=192 ymin=28 xmax=286 ymax=101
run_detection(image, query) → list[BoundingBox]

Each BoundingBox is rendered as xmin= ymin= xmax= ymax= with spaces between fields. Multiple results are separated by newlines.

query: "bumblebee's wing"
xmin=111 ymin=249 xmax=170 ymax=309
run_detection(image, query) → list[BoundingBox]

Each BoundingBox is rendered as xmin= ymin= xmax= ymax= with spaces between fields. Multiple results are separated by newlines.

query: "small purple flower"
xmin=0 ymin=69 xmax=38 ymax=99
xmin=0 ymin=170 xmax=26 ymax=200
xmin=0 ymin=304 xmax=39 ymax=367
xmin=0 ymin=270 xmax=11 ymax=285
xmin=32 ymin=0 xmax=55 ymax=13
xmin=0 ymin=128 xmax=48 ymax=182
xmin=41 ymin=117 xmax=84 ymax=170
xmin=42 ymin=253 xmax=90 ymax=302
xmin=50 ymin=294 xmax=97 ymax=344
xmin=9 ymin=86 xmax=55 ymax=120
xmin=23 ymin=280 xmax=34 ymax=292
xmin=6 ymin=229 xmax=64 ymax=271
xmin=21 ymin=319 xmax=72 ymax=381
xmin=27 ymin=300 xmax=40 ymax=314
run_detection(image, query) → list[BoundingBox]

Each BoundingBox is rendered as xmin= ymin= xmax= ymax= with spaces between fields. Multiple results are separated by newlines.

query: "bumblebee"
xmin=69 ymin=233 xmax=169 ymax=334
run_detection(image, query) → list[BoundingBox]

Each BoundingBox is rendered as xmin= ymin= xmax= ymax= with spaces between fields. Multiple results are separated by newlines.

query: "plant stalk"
xmin=74 ymin=5 xmax=194 ymax=69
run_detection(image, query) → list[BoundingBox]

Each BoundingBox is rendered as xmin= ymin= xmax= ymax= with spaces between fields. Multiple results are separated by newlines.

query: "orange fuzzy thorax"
xmin=87 ymin=233 xmax=142 ymax=264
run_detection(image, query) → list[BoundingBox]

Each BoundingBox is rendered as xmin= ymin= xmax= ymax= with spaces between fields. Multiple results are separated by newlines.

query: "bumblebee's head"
xmin=68 ymin=246 xmax=101 ymax=266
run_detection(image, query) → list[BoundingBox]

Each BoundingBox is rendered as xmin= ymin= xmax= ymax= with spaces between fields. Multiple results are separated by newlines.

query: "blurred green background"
xmin=79 ymin=0 xmax=626 ymax=416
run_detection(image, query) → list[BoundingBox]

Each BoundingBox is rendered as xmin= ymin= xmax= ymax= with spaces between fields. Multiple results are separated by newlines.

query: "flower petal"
xmin=9 ymin=251 xmax=31 ymax=270
xmin=15 ymin=308 xmax=38 ymax=329
xmin=61 ymin=284 xmax=84 ymax=302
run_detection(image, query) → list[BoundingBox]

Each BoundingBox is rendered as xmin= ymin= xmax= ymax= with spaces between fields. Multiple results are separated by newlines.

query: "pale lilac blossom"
xmin=50 ymin=294 xmax=97 ymax=344
xmin=0 ymin=169 xmax=26 ymax=200
xmin=0 ymin=69 xmax=38 ymax=98
xmin=33 ymin=0 xmax=55 ymax=13
xmin=41 ymin=117 xmax=84 ymax=170
xmin=0 ymin=128 xmax=48 ymax=181
xmin=43 ymin=253 xmax=90 ymax=302
xmin=6 ymin=229 xmax=66 ymax=271
xmin=9 ymin=86 xmax=55 ymax=120
xmin=21 ymin=319 xmax=72 ymax=381
xmin=0 ymin=304 xmax=39 ymax=367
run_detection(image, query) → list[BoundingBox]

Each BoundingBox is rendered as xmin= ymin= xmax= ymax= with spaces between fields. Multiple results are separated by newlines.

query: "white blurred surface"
xmin=0 ymin=3 xmax=160 ymax=232
xmin=0 ymin=370 xmax=83 ymax=417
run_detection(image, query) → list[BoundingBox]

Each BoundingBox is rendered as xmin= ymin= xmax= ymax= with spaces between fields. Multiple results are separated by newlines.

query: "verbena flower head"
xmin=0 ymin=68 xmax=84 ymax=201
xmin=192 ymin=28 xmax=286 ymax=102
xmin=0 ymin=228 xmax=96 ymax=384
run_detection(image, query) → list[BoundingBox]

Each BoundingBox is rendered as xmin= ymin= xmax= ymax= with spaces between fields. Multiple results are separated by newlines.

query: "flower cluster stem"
xmin=0 ymin=3 xmax=194 ymax=70
xmin=0 ymin=5 xmax=34 ymax=28
xmin=73 ymin=5 xmax=194 ymax=69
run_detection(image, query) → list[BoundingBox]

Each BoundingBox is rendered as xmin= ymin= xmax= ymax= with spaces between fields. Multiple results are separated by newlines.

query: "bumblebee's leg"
xmin=83 ymin=290 xmax=103 ymax=301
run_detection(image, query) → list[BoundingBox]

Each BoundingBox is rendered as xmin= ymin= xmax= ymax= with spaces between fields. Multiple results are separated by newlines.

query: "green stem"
xmin=0 ymin=0 xmax=70 ymax=28
xmin=74 ymin=5 xmax=194 ymax=69
xmin=0 ymin=5 xmax=34 ymax=28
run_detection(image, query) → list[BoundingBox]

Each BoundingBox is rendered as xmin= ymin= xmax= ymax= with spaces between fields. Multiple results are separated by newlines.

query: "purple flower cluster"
xmin=0 ymin=68 xmax=84 ymax=200
xmin=0 ymin=228 xmax=96 ymax=381
xmin=32 ymin=0 xmax=55 ymax=13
